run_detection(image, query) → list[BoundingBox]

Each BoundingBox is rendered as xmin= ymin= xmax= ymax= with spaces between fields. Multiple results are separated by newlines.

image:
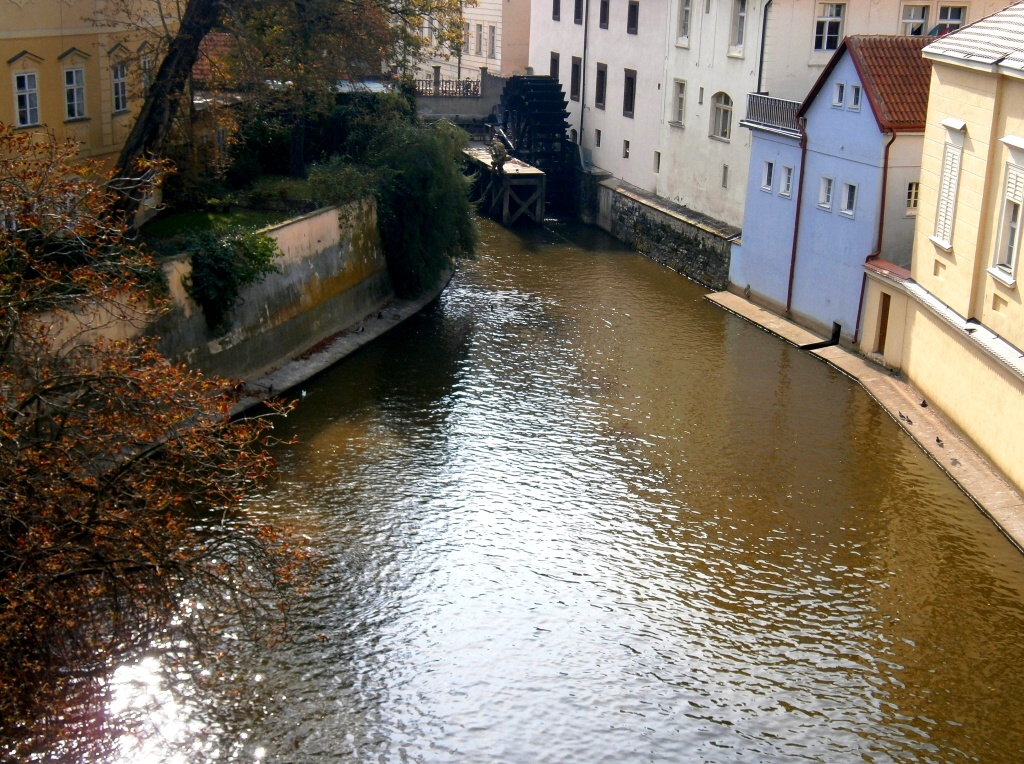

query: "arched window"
xmin=711 ymin=92 xmax=733 ymax=141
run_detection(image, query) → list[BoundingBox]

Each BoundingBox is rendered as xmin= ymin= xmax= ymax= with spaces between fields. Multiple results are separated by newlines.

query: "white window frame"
xmin=730 ymin=0 xmax=747 ymax=54
xmin=906 ymin=181 xmax=919 ymax=215
xmin=475 ymin=24 xmax=483 ymax=55
xmin=938 ymin=5 xmax=966 ymax=31
xmin=64 ymin=67 xmax=86 ymax=120
xmin=672 ymin=79 xmax=686 ymax=125
xmin=140 ymin=55 xmax=153 ymax=92
xmin=819 ymin=177 xmax=834 ymax=209
xmin=901 ymin=4 xmax=929 ymax=35
xmin=623 ymin=139 xmax=630 ymax=159
xmin=848 ymin=84 xmax=862 ymax=110
xmin=710 ymin=92 xmax=732 ymax=141
xmin=112 ymin=63 xmax=129 ymax=113
xmin=488 ymin=26 xmax=496 ymax=58
xmin=932 ymin=141 xmax=962 ymax=249
xmin=761 ymin=161 xmax=775 ymax=191
xmin=14 ymin=71 xmax=40 ymax=127
xmin=832 ymin=82 xmax=845 ymax=107
xmin=678 ymin=0 xmax=692 ymax=42
xmin=781 ymin=166 xmax=794 ymax=197
xmin=992 ymin=164 xmax=1024 ymax=280
xmin=814 ymin=4 xmax=844 ymax=52
xmin=840 ymin=182 xmax=857 ymax=215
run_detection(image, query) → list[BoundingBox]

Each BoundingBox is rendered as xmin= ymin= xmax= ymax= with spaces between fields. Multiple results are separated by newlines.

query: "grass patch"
xmin=141 ymin=209 xmax=289 ymax=240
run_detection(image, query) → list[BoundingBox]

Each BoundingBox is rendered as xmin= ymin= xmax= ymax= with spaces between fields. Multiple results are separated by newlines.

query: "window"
xmin=934 ymin=5 xmax=966 ymax=34
xmin=553 ymin=0 xmax=560 ymax=20
xmin=819 ymin=177 xmax=834 ymax=208
xmin=781 ymin=166 xmax=794 ymax=196
xmin=489 ymin=26 xmax=496 ymax=57
xmin=600 ymin=0 xmax=610 ymax=27
xmin=761 ymin=161 xmax=775 ymax=191
xmin=574 ymin=0 xmax=584 ymax=24
xmin=475 ymin=24 xmax=483 ymax=55
xmin=627 ymin=1 xmax=639 ymax=34
xmin=595 ymin=63 xmax=607 ymax=109
xmin=710 ymin=92 xmax=732 ymax=140
xmin=906 ymin=181 xmax=919 ymax=215
xmin=671 ymin=80 xmax=685 ymax=124
xmin=112 ymin=63 xmax=128 ymax=113
xmin=814 ymin=4 xmax=844 ymax=51
xmin=595 ymin=128 xmax=602 ymax=147
xmin=570 ymin=57 xmax=582 ymax=101
xmin=994 ymin=164 xmax=1024 ymax=275
xmin=840 ymin=182 xmax=857 ymax=215
xmin=730 ymin=0 xmax=747 ymax=51
xmin=64 ymin=68 xmax=86 ymax=120
xmin=623 ymin=68 xmax=637 ymax=118
xmin=14 ymin=72 xmax=39 ymax=127
xmin=623 ymin=139 xmax=630 ymax=159
xmin=678 ymin=0 xmax=692 ymax=39
xmin=901 ymin=4 xmax=929 ymax=35
xmin=550 ymin=52 xmax=560 ymax=80
xmin=848 ymin=84 xmax=862 ymax=110
xmin=140 ymin=55 xmax=153 ymax=92
xmin=832 ymin=82 xmax=845 ymax=107
xmin=654 ymin=151 xmax=661 ymax=173
xmin=934 ymin=141 xmax=962 ymax=246
xmin=722 ymin=164 xmax=729 ymax=188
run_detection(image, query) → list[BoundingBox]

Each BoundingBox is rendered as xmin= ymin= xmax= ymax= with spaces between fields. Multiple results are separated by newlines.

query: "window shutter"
xmin=934 ymin=142 xmax=962 ymax=243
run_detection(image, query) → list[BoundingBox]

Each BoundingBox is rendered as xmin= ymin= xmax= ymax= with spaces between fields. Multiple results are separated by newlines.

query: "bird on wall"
xmin=936 ymin=436 xmax=944 ymax=447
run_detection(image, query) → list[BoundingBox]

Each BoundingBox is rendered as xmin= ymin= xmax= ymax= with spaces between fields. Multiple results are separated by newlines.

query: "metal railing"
xmin=741 ymin=93 xmax=801 ymax=134
xmin=414 ymin=78 xmax=481 ymax=97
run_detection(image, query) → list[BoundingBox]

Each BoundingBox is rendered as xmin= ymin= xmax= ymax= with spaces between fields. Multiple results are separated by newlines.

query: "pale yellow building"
xmin=861 ymin=0 xmax=1024 ymax=492
xmin=1 ymin=0 xmax=166 ymax=165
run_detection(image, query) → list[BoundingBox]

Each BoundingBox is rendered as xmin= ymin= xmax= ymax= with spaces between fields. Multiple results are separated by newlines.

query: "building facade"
xmin=420 ymin=0 xmax=532 ymax=80
xmin=860 ymin=2 xmax=1024 ymax=492
xmin=1 ymin=0 xmax=163 ymax=166
xmin=732 ymin=35 xmax=932 ymax=342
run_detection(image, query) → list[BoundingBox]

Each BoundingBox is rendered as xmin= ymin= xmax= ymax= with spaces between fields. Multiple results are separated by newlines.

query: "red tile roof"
xmin=847 ymin=35 xmax=934 ymax=132
xmin=192 ymin=32 xmax=233 ymax=87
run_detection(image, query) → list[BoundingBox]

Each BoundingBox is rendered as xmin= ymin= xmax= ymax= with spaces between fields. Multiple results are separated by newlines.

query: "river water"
xmin=123 ymin=220 xmax=1024 ymax=762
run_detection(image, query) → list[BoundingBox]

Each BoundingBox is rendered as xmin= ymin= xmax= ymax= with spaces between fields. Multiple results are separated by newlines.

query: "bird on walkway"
xmin=920 ymin=399 xmax=928 ymax=408
xmin=898 ymin=411 xmax=907 ymax=421
xmin=951 ymin=458 xmax=961 ymax=467
xmin=936 ymin=436 xmax=944 ymax=447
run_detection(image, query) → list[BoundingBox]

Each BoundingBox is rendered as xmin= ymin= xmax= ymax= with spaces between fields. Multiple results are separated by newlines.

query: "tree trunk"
xmin=112 ymin=0 xmax=221 ymax=221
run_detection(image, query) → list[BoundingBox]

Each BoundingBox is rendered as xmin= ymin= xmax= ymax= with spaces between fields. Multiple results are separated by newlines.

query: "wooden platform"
xmin=465 ymin=147 xmax=546 ymax=225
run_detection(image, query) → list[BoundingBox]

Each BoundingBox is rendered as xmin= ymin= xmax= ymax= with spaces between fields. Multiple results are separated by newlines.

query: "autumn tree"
xmin=0 ymin=124 xmax=311 ymax=758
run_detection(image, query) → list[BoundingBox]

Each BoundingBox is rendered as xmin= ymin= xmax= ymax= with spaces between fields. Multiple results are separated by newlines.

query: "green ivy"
xmin=181 ymin=229 xmax=281 ymax=333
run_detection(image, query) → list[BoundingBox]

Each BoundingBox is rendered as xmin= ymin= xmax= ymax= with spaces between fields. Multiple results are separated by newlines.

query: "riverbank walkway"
xmin=708 ymin=290 xmax=1024 ymax=554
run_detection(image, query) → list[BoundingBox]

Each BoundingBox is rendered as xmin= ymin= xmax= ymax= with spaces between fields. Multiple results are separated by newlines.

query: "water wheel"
xmin=498 ymin=76 xmax=573 ymax=215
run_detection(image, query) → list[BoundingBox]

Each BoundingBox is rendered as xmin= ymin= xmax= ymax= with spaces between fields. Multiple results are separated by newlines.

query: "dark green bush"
xmin=181 ymin=229 xmax=281 ymax=333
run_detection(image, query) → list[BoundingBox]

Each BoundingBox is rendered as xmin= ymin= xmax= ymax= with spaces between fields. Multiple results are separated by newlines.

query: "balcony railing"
xmin=740 ymin=93 xmax=801 ymax=135
xmin=414 ymin=78 xmax=481 ymax=97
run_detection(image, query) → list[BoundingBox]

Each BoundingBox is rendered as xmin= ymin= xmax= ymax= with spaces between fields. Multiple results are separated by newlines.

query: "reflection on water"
xmin=117 ymin=219 xmax=1024 ymax=762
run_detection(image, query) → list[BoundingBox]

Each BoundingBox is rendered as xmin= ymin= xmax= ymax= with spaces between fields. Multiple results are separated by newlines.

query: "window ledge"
xmin=818 ymin=203 xmax=832 ymax=212
xmin=727 ymin=47 xmax=745 ymax=59
xmin=14 ymin=123 xmax=42 ymax=131
xmin=676 ymin=37 xmax=690 ymax=48
xmin=64 ymin=116 xmax=90 ymax=124
xmin=987 ymin=266 xmax=1017 ymax=288
xmin=668 ymin=120 xmax=684 ymax=129
xmin=840 ymin=210 xmax=855 ymax=218
xmin=113 ymin=109 xmax=129 ymax=116
xmin=760 ymin=185 xmax=772 ymax=193
xmin=708 ymin=134 xmax=730 ymax=143
xmin=929 ymin=235 xmax=953 ymax=252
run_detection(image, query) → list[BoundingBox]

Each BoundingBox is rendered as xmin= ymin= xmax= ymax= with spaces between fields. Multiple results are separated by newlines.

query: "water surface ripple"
xmin=201 ymin=220 xmax=1023 ymax=762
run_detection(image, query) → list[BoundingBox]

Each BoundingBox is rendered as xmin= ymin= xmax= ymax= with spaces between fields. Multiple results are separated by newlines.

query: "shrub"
xmin=182 ymin=229 xmax=281 ymax=332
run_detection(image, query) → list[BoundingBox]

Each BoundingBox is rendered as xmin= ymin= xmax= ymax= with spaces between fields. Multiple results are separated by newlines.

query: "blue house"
xmin=730 ymin=36 xmax=933 ymax=343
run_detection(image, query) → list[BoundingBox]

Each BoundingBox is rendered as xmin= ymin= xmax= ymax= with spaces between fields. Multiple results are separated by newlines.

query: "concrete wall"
xmin=152 ymin=201 xmax=392 ymax=381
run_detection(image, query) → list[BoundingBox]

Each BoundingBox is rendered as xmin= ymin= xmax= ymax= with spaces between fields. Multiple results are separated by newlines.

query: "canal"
xmin=125 ymin=219 xmax=1024 ymax=762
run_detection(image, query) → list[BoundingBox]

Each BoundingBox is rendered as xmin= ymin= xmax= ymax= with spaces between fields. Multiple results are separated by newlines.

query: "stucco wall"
xmin=902 ymin=301 xmax=1024 ymax=493
xmin=151 ymin=201 xmax=392 ymax=381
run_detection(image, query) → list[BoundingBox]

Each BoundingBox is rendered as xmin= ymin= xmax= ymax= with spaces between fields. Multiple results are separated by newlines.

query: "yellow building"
xmin=1 ymin=0 xmax=165 ymax=166
xmin=860 ymin=1 xmax=1024 ymax=492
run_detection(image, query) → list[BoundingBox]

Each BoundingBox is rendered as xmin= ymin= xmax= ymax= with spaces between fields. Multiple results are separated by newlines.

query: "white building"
xmin=528 ymin=0 xmax=669 ymax=193
xmin=420 ymin=0 xmax=532 ymax=80
xmin=530 ymin=0 xmax=1007 ymax=230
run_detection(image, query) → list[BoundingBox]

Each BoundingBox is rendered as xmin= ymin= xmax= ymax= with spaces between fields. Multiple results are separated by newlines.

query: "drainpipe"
xmin=853 ymin=130 xmax=896 ymax=344
xmin=756 ymin=0 xmax=773 ymax=94
xmin=579 ymin=0 xmax=591 ymax=143
xmin=786 ymin=117 xmax=808 ymax=313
